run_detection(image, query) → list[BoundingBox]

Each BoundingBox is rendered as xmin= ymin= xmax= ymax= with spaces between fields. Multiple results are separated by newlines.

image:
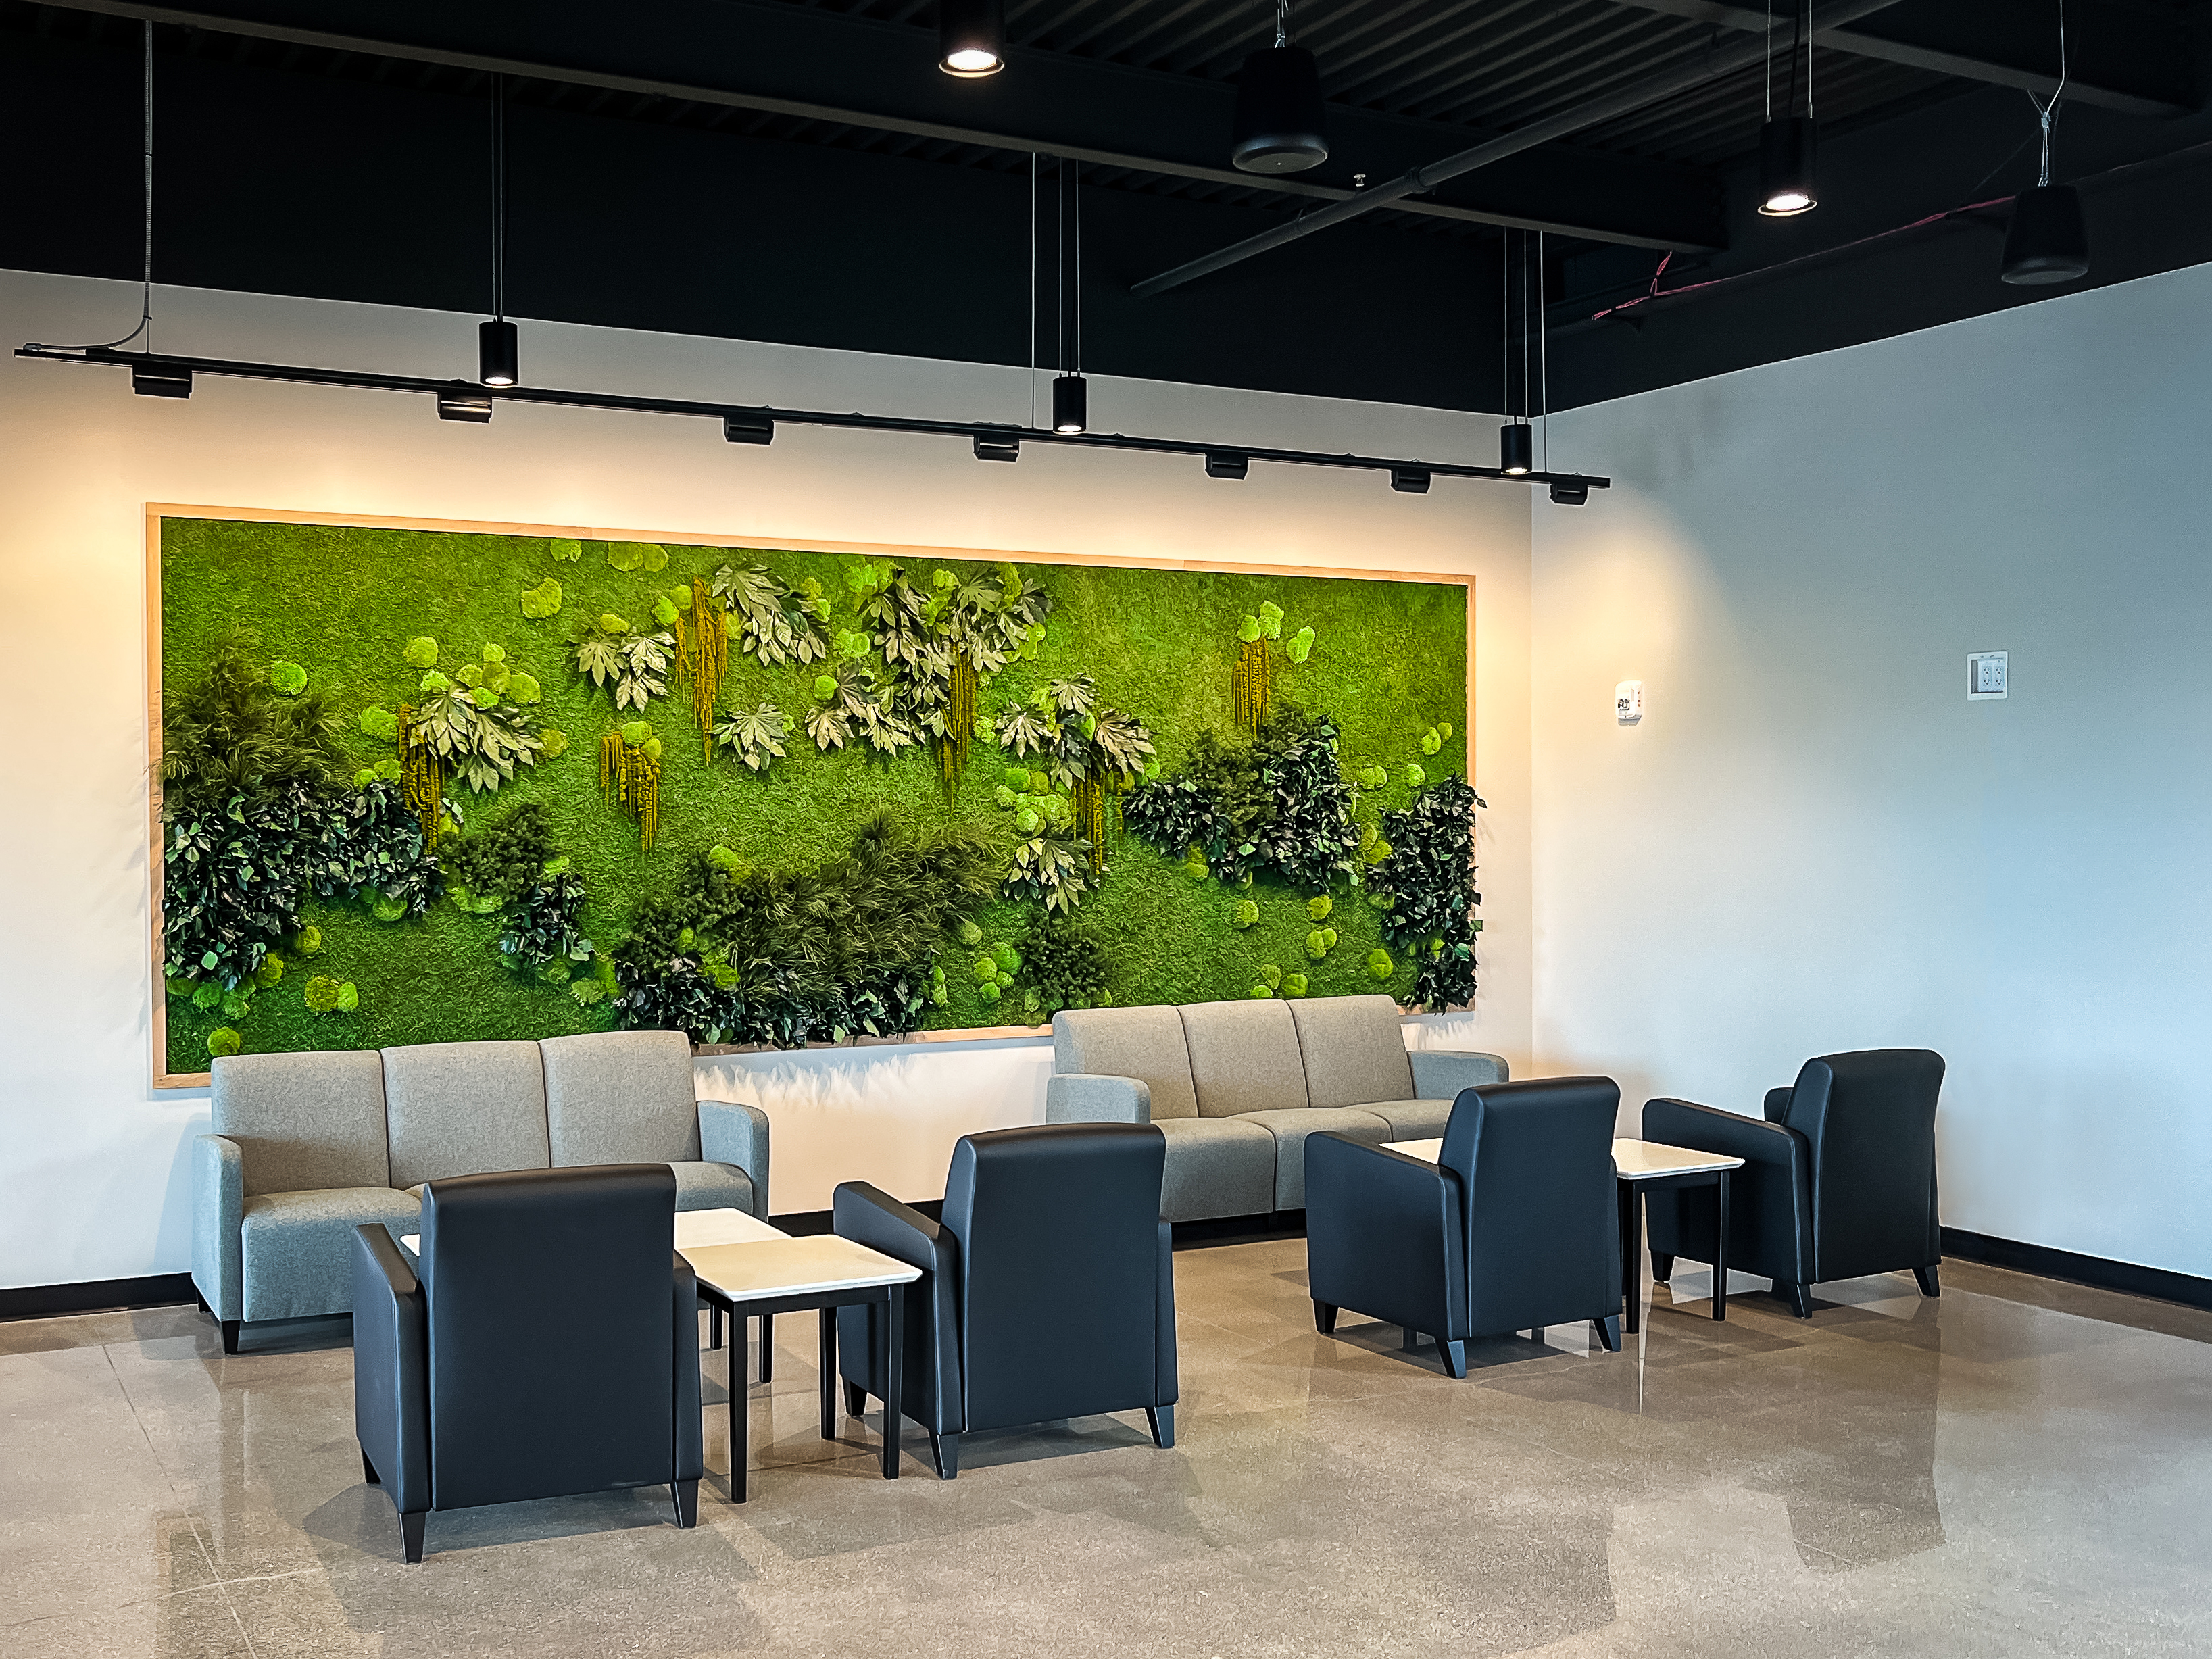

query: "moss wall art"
xmin=153 ymin=514 xmax=1477 ymax=1082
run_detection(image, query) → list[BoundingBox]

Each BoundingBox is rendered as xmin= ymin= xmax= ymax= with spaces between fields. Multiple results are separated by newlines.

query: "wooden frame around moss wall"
xmin=146 ymin=503 xmax=1477 ymax=1090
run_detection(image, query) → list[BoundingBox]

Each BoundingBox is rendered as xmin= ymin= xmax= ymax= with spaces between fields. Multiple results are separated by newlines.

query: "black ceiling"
xmin=5 ymin=0 xmax=2211 ymax=416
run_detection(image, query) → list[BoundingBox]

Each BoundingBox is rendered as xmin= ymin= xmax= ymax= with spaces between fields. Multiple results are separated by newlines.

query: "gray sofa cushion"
xmin=542 ymin=1030 xmax=702 ymax=1165
xmin=1289 ymin=995 xmax=1417 ymax=1110
xmin=672 ymin=1161 xmax=756 ymax=1212
xmin=1358 ymin=1099 xmax=1458 ymax=1140
xmin=212 ymin=1050 xmax=391 ymax=1197
xmin=1181 ymin=999 xmax=1310 ymax=1118
xmin=382 ymin=1040 xmax=551 ymax=1189
xmin=1237 ymin=1106 xmax=1392 ymax=1209
xmin=1154 ymin=1117 xmax=1277 ymax=1224
xmin=239 ymin=1186 xmax=421 ymax=1322
xmin=1053 ymin=1006 xmax=1200 ymax=1120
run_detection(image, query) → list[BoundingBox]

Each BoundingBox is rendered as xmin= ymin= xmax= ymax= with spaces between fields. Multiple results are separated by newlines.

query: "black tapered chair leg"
xmin=220 ymin=1320 xmax=240 ymax=1356
xmin=844 ymin=1380 xmax=867 ymax=1418
xmin=360 ymin=1448 xmax=379 ymax=1485
xmin=1145 ymin=1405 xmax=1175 ymax=1448
xmin=1777 ymin=1280 xmax=1814 ymax=1318
xmin=193 ymin=1286 xmax=209 ymax=1314
xmin=671 ymin=1477 xmax=699 ymax=1527
xmin=1913 ymin=1264 xmax=1940 ymax=1298
xmin=1650 ymin=1252 xmax=1675 ymax=1284
xmin=1438 ymin=1340 xmax=1468 ymax=1379
xmin=399 ymin=1510 xmax=426 ymax=1564
xmin=929 ymin=1431 xmax=962 ymax=1479
xmin=1312 ymin=1300 xmax=1338 ymax=1335
xmin=1402 ymin=1326 xmax=1419 ymax=1352
xmin=1592 ymin=1314 xmax=1623 ymax=1352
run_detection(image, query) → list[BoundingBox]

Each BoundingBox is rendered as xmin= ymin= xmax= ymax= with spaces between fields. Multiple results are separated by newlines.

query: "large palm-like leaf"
xmin=712 ymin=702 xmax=789 ymax=772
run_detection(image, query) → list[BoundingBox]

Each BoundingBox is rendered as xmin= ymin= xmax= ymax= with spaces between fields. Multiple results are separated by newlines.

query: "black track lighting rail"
xmin=14 ymin=345 xmax=1608 ymax=495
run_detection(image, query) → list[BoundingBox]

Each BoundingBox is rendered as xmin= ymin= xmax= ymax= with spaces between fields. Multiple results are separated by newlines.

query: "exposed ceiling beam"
xmin=1609 ymin=0 xmax=2194 ymax=119
xmin=1132 ymin=0 xmax=1904 ymax=298
xmin=28 ymin=0 xmax=1721 ymax=251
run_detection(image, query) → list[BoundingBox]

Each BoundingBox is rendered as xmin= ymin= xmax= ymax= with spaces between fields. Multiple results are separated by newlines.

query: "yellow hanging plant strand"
xmin=693 ymin=578 xmax=723 ymax=762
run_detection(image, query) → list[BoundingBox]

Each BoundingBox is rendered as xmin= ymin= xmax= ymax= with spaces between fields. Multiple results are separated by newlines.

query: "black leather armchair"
xmin=351 ymin=1164 xmax=704 ymax=1562
xmin=832 ymin=1122 xmax=1177 ymax=1479
xmin=1642 ymin=1049 xmax=1945 ymax=1318
xmin=1306 ymin=1077 xmax=1625 ymax=1376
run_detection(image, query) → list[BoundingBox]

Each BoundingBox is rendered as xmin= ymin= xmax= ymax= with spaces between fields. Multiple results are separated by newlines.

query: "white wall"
xmin=0 ymin=269 xmax=1532 ymax=1287
xmin=1532 ymin=261 xmax=2212 ymax=1279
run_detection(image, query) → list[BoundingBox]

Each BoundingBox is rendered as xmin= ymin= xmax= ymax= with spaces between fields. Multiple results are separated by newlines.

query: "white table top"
xmin=682 ymin=1235 xmax=922 ymax=1302
xmin=399 ymin=1206 xmax=788 ymax=1258
xmin=1381 ymin=1137 xmax=1744 ymax=1179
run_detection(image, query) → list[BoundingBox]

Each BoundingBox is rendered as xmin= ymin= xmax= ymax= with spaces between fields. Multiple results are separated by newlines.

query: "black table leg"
xmin=1619 ymin=1179 xmax=1643 ymax=1335
xmin=729 ymin=1301 xmax=748 ymax=1504
xmin=761 ymin=1312 xmax=775 ymax=1383
xmin=882 ymin=1284 xmax=904 ymax=1481
xmin=1713 ymin=1169 xmax=1731 ymax=1322
xmin=818 ymin=1308 xmax=836 ymax=1440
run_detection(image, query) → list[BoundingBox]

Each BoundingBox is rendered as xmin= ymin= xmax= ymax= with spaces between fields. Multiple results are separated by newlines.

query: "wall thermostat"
xmin=1967 ymin=652 xmax=2007 ymax=701
xmin=1615 ymin=680 xmax=1644 ymax=724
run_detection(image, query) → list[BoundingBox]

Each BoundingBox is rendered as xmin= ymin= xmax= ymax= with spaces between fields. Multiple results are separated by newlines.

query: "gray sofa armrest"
xmin=697 ymin=1099 xmax=770 ymax=1220
xmin=1046 ymin=1074 xmax=1152 ymax=1126
xmin=193 ymin=1134 xmax=244 ymax=1322
xmin=1408 ymin=1049 xmax=1510 ymax=1099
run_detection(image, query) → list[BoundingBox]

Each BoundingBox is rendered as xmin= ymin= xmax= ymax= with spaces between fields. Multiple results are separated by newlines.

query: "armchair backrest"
xmin=1052 ymin=1006 xmax=1200 ymax=1119
xmin=1438 ymin=1078 xmax=1622 ymax=1333
xmin=211 ymin=1049 xmax=391 ymax=1195
xmin=941 ymin=1124 xmax=1168 ymax=1434
xmin=541 ymin=1030 xmax=702 ymax=1165
xmin=1779 ymin=1049 xmax=1944 ymax=1281
xmin=418 ymin=1164 xmax=679 ymax=1510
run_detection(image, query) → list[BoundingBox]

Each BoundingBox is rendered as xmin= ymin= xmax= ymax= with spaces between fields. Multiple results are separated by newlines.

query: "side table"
xmin=681 ymin=1235 xmax=921 ymax=1502
xmin=1612 ymin=1139 xmax=1744 ymax=1330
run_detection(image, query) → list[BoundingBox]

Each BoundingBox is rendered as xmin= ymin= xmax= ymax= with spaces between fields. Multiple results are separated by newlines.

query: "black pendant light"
xmin=478 ymin=75 xmax=518 ymax=387
xmin=1756 ymin=3 xmax=1817 ymax=216
xmin=2002 ymin=2 xmax=2088 ymax=286
xmin=939 ymin=0 xmax=1005 ymax=78
xmin=1231 ymin=1 xmax=1328 ymax=174
xmin=1052 ymin=158 xmax=1087 ymax=434
xmin=1500 ymin=229 xmax=1533 ymax=475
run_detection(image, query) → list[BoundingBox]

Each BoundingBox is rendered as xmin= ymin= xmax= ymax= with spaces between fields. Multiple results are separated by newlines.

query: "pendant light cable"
xmin=38 ymin=20 xmax=155 ymax=352
xmin=1276 ymin=0 xmax=1292 ymax=49
xmin=491 ymin=73 xmax=506 ymax=322
xmin=2028 ymin=0 xmax=2069 ymax=187
xmin=1029 ymin=151 xmax=1038 ymax=428
xmin=1538 ymin=230 xmax=1549 ymax=474
xmin=1764 ymin=1 xmax=1772 ymax=122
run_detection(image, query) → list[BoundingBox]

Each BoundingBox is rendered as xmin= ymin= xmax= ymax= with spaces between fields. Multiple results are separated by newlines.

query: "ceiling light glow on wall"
xmin=1231 ymin=1 xmax=1328 ymax=174
xmin=939 ymin=0 xmax=1005 ymax=78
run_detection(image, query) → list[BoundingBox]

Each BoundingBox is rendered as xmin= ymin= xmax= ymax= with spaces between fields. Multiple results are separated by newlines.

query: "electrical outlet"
xmin=1967 ymin=651 xmax=2007 ymax=701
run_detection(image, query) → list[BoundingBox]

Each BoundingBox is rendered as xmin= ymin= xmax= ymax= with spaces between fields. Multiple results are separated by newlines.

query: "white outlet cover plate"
xmin=1967 ymin=652 xmax=2008 ymax=701
xmin=1615 ymin=679 xmax=1644 ymax=723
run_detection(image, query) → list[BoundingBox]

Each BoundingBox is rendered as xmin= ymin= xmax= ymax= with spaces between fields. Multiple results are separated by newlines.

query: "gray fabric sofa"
xmin=1046 ymin=995 xmax=1508 ymax=1222
xmin=191 ymin=1029 xmax=768 ymax=1352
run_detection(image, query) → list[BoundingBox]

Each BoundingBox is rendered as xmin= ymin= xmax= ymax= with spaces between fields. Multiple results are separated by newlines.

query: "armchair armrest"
xmin=1763 ymin=1087 xmax=1794 ymax=1123
xmin=1640 ymin=1097 xmax=1813 ymax=1284
xmin=833 ymin=1182 xmax=962 ymax=1436
xmin=192 ymin=1135 xmax=243 ymax=1322
xmin=670 ymin=1253 xmax=702 ymax=1483
xmin=1046 ymin=1074 xmax=1151 ymax=1126
xmin=1304 ymin=1135 xmax=1468 ymax=1340
xmin=697 ymin=1099 xmax=770 ymax=1219
xmin=350 ymin=1225 xmax=429 ymax=1516
xmin=1642 ymin=1097 xmax=1801 ymax=1170
xmin=1153 ymin=1219 xmax=1179 ymax=1408
xmin=1408 ymin=1049 xmax=1510 ymax=1099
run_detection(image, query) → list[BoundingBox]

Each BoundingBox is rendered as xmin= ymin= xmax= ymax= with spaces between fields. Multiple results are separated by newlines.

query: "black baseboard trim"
xmin=1172 ymin=1210 xmax=1307 ymax=1250
xmin=1942 ymin=1227 xmax=2212 ymax=1313
xmin=0 ymin=1272 xmax=197 ymax=1323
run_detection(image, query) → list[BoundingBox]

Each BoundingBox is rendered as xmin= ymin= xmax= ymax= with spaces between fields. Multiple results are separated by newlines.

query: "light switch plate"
xmin=1967 ymin=651 xmax=2007 ymax=701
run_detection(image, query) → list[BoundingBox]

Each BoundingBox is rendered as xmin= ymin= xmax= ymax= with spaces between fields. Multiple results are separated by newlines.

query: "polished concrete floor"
xmin=5 ymin=1245 xmax=2210 ymax=1658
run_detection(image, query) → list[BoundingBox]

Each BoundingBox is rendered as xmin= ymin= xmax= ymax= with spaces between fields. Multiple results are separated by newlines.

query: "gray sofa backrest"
xmin=383 ymin=1039 xmax=551 ymax=1190
xmin=210 ymin=1049 xmax=391 ymax=1196
xmin=1179 ymin=1000 xmax=1311 ymax=1117
xmin=1052 ymin=1005 xmax=1200 ymax=1120
xmin=542 ymin=1030 xmax=702 ymax=1164
xmin=1288 ymin=995 xmax=1418 ymax=1107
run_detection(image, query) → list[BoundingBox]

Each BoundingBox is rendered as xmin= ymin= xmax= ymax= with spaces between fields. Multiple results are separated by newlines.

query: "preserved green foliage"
xmin=571 ymin=617 xmax=674 ymax=712
xmin=161 ymin=636 xmax=350 ymax=810
xmin=1016 ymin=913 xmax=1113 ymax=1017
xmin=1123 ymin=706 xmax=1357 ymax=892
xmin=409 ymin=685 xmax=546 ymax=794
xmin=712 ymin=702 xmax=789 ymax=773
xmin=1368 ymin=774 xmax=1485 ymax=1010
xmin=441 ymin=802 xmax=555 ymax=905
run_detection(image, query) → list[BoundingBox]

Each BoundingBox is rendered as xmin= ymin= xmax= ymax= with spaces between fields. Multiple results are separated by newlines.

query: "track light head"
xmin=437 ymin=389 xmax=494 ymax=423
xmin=2001 ymin=184 xmax=2090 ymax=286
xmin=1051 ymin=374 xmax=1088 ymax=435
xmin=1500 ymin=423 xmax=1533 ymax=476
xmin=1205 ymin=451 xmax=1249 ymax=480
xmin=1548 ymin=477 xmax=1590 ymax=506
xmin=1757 ymin=116 xmax=1818 ymax=216
xmin=973 ymin=430 xmax=1021 ymax=462
xmin=1231 ymin=47 xmax=1329 ymax=174
xmin=130 ymin=360 xmax=192 ymax=399
xmin=478 ymin=318 xmax=518 ymax=387
xmin=939 ymin=0 xmax=1005 ymax=78
xmin=722 ymin=412 xmax=774 ymax=445
xmin=1390 ymin=466 xmax=1431 ymax=495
